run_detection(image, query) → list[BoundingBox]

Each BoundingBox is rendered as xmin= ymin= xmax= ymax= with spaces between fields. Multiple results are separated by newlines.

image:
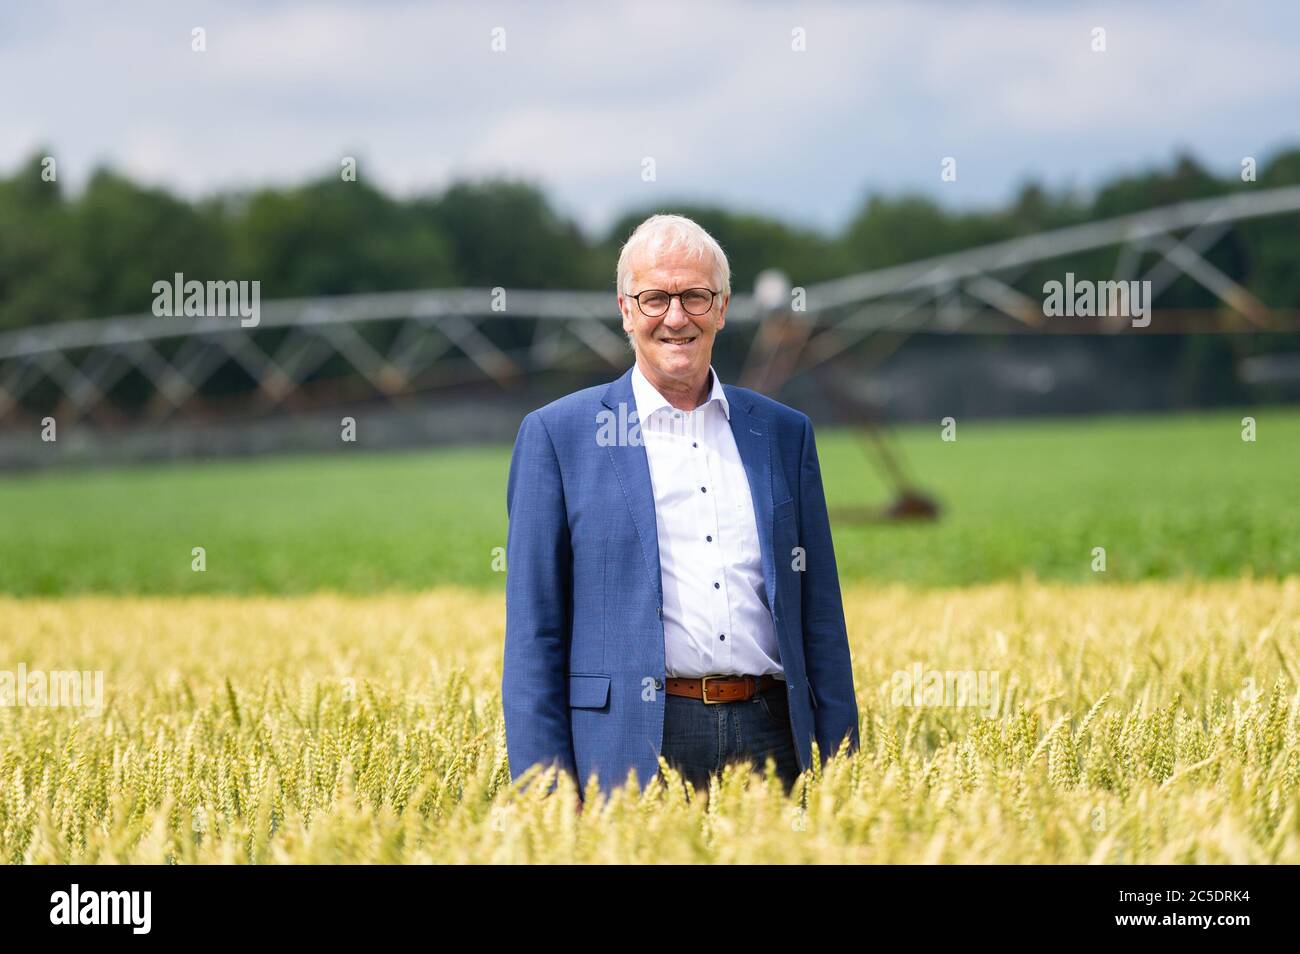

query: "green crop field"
xmin=2 ymin=407 xmax=1298 ymax=864
xmin=1 ymin=407 xmax=1296 ymax=595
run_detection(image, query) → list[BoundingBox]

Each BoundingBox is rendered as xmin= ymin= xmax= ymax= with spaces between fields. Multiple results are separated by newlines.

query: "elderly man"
xmin=502 ymin=213 xmax=859 ymax=801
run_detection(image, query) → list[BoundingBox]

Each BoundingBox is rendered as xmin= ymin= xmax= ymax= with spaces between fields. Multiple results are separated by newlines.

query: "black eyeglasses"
xmin=627 ymin=287 xmax=720 ymax=318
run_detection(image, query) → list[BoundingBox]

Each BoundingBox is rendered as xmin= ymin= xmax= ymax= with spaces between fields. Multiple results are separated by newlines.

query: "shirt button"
xmin=714 ymin=582 xmax=720 ymax=589
xmin=692 ymin=442 xmax=697 ymax=448
xmin=706 ymin=535 xmax=712 ymax=542
xmin=700 ymin=486 xmax=707 ymax=493
xmin=719 ymin=634 xmax=726 ymax=641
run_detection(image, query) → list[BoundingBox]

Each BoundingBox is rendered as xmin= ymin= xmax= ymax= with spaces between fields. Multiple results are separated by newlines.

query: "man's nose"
xmin=662 ymin=299 xmax=691 ymax=327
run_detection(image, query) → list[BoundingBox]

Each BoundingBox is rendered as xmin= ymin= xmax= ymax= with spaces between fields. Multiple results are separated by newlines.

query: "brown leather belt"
xmin=665 ymin=674 xmax=781 ymax=704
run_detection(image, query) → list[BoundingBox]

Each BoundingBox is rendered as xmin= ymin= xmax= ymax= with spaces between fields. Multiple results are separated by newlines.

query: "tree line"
xmin=2 ymin=147 xmax=1299 ymax=333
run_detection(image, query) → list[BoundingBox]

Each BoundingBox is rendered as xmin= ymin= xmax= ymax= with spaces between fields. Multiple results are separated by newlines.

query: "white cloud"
xmin=1 ymin=0 xmax=1296 ymax=233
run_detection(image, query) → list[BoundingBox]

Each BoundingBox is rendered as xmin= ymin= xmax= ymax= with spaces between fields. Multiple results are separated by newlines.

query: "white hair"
xmin=616 ymin=213 xmax=730 ymax=299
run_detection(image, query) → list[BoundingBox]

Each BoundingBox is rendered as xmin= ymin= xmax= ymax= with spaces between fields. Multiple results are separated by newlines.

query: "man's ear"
xmin=716 ymin=294 xmax=729 ymax=330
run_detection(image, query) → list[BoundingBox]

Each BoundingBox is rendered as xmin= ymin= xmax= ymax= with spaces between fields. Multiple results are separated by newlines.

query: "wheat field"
xmin=2 ymin=578 xmax=1298 ymax=863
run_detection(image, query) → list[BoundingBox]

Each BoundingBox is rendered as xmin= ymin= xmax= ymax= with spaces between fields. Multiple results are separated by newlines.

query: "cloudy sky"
xmin=3 ymin=0 xmax=1298 ymax=235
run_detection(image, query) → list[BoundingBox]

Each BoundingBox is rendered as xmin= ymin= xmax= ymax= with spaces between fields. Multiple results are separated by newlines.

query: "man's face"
xmin=619 ymin=245 xmax=728 ymax=386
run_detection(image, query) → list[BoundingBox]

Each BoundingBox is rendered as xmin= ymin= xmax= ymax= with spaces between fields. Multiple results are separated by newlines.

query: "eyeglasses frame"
xmin=625 ymin=287 xmax=722 ymax=318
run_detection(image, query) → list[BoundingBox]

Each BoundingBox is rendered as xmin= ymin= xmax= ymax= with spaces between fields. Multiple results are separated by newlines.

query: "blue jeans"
xmin=660 ymin=678 xmax=802 ymax=795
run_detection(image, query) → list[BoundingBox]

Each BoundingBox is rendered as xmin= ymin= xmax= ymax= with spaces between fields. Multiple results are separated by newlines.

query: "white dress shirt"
xmin=631 ymin=362 xmax=784 ymax=679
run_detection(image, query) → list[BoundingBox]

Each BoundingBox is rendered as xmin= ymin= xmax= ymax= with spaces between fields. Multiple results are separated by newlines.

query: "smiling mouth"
xmin=660 ymin=336 xmax=696 ymax=346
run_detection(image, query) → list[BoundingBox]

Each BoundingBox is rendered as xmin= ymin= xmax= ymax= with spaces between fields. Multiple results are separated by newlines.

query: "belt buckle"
xmin=700 ymin=675 xmax=724 ymax=704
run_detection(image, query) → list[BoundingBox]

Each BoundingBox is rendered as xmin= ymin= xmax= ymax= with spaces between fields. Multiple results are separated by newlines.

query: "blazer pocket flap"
xmin=568 ymin=673 xmax=611 ymax=708
xmin=774 ymin=497 xmax=796 ymax=521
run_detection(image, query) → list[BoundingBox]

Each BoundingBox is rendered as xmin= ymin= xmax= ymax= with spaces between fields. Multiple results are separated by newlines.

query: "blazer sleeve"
xmin=797 ymin=414 xmax=862 ymax=763
xmin=502 ymin=410 xmax=578 ymax=790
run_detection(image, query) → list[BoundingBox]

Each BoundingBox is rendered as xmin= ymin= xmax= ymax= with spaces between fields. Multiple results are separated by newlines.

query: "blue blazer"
xmin=502 ymin=364 xmax=860 ymax=798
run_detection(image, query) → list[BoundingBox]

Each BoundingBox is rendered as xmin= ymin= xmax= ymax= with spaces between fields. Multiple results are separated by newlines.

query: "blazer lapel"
xmin=602 ymin=367 xmax=662 ymax=603
xmin=726 ymin=391 xmax=777 ymax=612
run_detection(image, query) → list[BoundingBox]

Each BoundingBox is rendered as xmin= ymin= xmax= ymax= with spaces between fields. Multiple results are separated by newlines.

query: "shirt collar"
xmin=631 ymin=362 xmax=730 ymax=423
